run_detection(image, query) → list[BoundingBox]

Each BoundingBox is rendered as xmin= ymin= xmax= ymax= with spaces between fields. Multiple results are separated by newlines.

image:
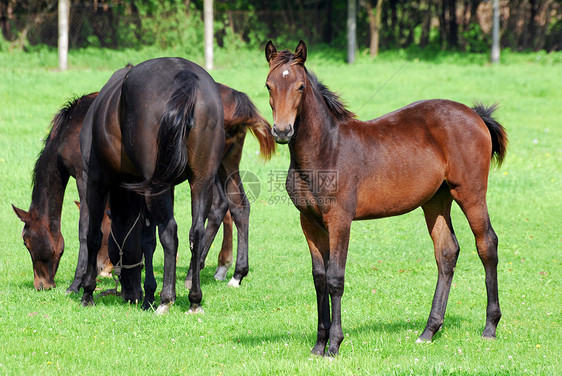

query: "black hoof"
xmin=81 ymin=295 xmax=95 ymax=307
xmin=66 ymin=281 xmax=82 ymax=295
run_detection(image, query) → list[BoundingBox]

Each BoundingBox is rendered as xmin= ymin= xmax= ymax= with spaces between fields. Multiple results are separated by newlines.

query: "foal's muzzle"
xmin=272 ymin=124 xmax=294 ymax=144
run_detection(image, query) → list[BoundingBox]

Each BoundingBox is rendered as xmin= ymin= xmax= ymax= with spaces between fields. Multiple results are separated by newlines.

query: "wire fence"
xmin=1 ymin=2 xmax=561 ymax=51
xmin=1 ymin=4 xmax=332 ymax=50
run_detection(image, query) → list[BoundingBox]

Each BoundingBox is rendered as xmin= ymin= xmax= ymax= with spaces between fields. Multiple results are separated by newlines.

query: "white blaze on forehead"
xmin=282 ymin=70 xmax=289 ymax=78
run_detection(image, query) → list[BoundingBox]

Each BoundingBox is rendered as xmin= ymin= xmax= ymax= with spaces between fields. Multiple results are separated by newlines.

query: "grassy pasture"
xmin=0 ymin=46 xmax=560 ymax=375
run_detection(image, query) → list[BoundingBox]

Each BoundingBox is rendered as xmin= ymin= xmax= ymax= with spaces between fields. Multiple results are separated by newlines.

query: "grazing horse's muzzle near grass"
xmin=12 ymin=205 xmax=63 ymax=290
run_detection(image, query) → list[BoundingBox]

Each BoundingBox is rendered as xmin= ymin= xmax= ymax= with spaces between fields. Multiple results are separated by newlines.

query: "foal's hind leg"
xmin=451 ymin=188 xmax=501 ymax=339
xmin=417 ymin=187 xmax=460 ymax=343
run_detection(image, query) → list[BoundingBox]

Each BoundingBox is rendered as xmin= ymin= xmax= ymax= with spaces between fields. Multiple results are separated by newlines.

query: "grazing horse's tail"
xmin=229 ymin=89 xmax=276 ymax=160
xmin=473 ymin=103 xmax=508 ymax=167
xmin=125 ymin=71 xmax=199 ymax=194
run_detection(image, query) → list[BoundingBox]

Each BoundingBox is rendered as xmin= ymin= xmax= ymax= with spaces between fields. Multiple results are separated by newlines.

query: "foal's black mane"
xmin=306 ymin=71 xmax=356 ymax=121
xmin=270 ymin=50 xmax=356 ymax=122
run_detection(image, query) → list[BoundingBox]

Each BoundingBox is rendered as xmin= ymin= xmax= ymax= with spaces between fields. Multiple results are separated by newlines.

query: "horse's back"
xmin=364 ymin=99 xmax=492 ymax=164
xmin=81 ymin=65 xmax=133 ymax=176
xmin=352 ymin=99 xmax=493 ymax=219
xmin=123 ymin=57 xmax=222 ymax=114
xmin=120 ymin=57 xmax=224 ymax=186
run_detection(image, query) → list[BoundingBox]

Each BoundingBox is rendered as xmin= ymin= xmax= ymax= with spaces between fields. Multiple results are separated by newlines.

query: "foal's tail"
xmin=473 ymin=103 xmax=508 ymax=167
xmin=125 ymin=71 xmax=199 ymax=194
xmin=229 ymin=89 xmax=276 ymax=160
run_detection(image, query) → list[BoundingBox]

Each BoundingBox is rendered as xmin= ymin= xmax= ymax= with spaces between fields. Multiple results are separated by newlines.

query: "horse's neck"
xmin=290 ymin=88 xmax=338 ymax=170
xmin=30 ymin=144 xmax=69 ymax=227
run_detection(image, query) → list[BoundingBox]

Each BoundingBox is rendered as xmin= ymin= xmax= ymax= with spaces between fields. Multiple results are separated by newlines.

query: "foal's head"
xmin=265 ymin=40 xmax=308 ymax=144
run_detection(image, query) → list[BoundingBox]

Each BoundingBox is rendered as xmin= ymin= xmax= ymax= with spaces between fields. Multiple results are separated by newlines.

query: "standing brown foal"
xmin=265 ymin=41 xmax=507 ymax=356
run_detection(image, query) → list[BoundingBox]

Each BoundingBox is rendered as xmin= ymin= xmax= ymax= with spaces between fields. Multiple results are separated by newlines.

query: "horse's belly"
xmin=354 ymin=168 xmax=444 ymax=220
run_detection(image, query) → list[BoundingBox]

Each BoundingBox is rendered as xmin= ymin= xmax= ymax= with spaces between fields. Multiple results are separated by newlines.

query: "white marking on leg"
xmin=155 ymin=303 xmax=172 ymax=315
xmin=214 ymin=265 xmax=229 ymax=281
xmin=187 ymin=305 xmax=204 ymax=314
xmin=227 ymin=277 xmax=241 ymax=287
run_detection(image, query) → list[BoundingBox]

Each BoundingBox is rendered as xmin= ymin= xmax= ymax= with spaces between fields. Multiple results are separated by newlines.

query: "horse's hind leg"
xmin=418 ymin=186 xmax=460 ymax=342
xmin=215 ymin=210 xmax=234 ymax=281
xmin=451 ymin=188 xmax=501 ymax=339
xmin=223 ymin=170 xmax=250 ymax=287
xmin=141 ymin=214 xmax=157 ymax=310
xmin=145 ymin=189 xmax=177 ymax=314
xmin=184 ymin=176 xmax=228 ymax=289
xmin=186 ymin=177 xmax=215 ymax=313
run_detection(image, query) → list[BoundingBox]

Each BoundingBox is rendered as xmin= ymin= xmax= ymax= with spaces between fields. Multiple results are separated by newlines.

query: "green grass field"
xmin=0 ymin=45 xmax=561 ymax=375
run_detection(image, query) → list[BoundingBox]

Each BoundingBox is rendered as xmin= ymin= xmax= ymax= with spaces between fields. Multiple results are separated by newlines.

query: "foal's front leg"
xmin=324 ymin=217 xmax=352 ymax=357
xmin=300 ymin=214 xmax=330 ymax=356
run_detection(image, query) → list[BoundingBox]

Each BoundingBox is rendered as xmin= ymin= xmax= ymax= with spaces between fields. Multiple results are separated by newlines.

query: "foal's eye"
xmin=265 ymin=84 xmax=271 ymax=92
xmin=297 ymin=84 xmax=305 ymax=92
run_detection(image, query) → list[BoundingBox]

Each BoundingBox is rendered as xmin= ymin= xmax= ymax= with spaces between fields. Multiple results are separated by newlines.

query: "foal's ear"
xmin=265 ymin=40 xmax=277 ymax=64
xmin=294 ymin=40 xmax=307 ymax=65
xmin=74 ymin=200 xmax=80 ymax=209
xmin=12 ymin=205 xmax=30 ymax=223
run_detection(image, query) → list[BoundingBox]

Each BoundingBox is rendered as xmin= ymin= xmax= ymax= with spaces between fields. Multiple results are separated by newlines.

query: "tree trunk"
xmin=491 ymin=0 xmax=500 ymax=63
xmin=0 ymin=1 xmax=14 ymax=41
xmin=447 ymin=0 xmax=458 ymax=48
xmin=347 ymin=0 xmax=357 ymax=64
xmin=204 ymin=0 xmax=213 ymax=70
xmin=364 ymin=0 xmax=384 ymax=57
xmin=419 ymin=0 xmax=432 ymax=48
xmin=58 ymin=0 xmax=70 ymax=70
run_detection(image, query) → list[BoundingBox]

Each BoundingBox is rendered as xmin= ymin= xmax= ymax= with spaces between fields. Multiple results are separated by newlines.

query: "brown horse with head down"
xmin=12 ymin=93 xmax=110 ymax=291
xmin=265 ymin=41 xmax=507 ymax=356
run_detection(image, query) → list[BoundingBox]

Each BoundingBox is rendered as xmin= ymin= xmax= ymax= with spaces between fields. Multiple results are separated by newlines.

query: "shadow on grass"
xmin=62 ymin=263 xmax=232 ymax=311
xmin=233 ymin=315 xmax=465 ymax=348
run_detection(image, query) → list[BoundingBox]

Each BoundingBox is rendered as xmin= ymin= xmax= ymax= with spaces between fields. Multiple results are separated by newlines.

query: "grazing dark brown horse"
xmin=265 ymin=41 xmax=508 ymax=356
xmin=12 ymin=80 xmax=274 ymax=296
xmin=125 ymin=82 xmax=276 ymax=307
xmin=12 ymin=93 xmax=112 ymax=290
xmin=79 ymin=58 xmax=225 ymax=313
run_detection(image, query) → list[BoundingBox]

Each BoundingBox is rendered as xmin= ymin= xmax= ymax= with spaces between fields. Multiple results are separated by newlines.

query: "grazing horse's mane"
xmin=269 ymin=50 xmax=356 ymax=122
xmin=32 ymin=93 xmax=97 ymax=189
xmin=49 ymin=93 xmax=95 ymax=140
